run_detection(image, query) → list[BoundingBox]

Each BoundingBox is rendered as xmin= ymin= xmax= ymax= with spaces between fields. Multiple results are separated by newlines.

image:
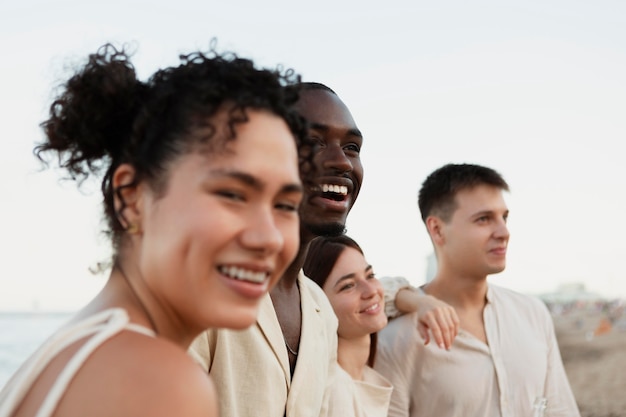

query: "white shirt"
xmin=376 ymin=280 xmax=580 ymax=417
xmin=327 ymin=363 xmax=393 ymax=417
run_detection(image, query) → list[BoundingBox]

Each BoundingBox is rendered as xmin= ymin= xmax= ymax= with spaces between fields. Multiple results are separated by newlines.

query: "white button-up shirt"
xmin=376 ymin=278 xmax=580 ymax=417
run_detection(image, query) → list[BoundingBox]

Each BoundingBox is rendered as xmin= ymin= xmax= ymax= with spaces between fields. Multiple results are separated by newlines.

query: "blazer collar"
xmin=256 ymin=292 xmax=291 ymax=384
xmin=256 ymin=272 xmax=326 ymax=387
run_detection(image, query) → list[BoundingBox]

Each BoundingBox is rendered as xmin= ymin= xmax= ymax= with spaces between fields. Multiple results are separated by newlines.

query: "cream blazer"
xmin=189 ymin=273 xmax=338 ymax=417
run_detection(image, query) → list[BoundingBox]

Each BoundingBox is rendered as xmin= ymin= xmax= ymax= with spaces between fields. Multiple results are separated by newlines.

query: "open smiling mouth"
xmin=360 ymin=303 xmax=379 ymax=313
xmin=219 ymin=266 xmax=269 ymax=284
xmin=320 ymin=183 xmax=348 ymax=201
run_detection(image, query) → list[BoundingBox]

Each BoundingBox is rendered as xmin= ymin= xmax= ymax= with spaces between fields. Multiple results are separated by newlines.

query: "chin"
xmin=210 ymin=308 xmax=259 ymax=330
xmin=488 ymin=264 xmax=506 ymax=274
xmin=373 ymin=317 xmax=388 ymax=332
xmin=304 ymin=221 xmax=346 ymax=237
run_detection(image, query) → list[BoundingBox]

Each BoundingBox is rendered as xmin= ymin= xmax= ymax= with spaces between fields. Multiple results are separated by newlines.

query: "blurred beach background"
xmin=2 ymin=0 xmax=626 ymax=312
xmin=551 ymin=295 xmax=626 ymax=417
xmin=0 ymin=312 xmax=72 ymax=388
xmin=2 ymin=291 xmax=625 ymax=416
xmin=1 ymin=1 xmax=625 ymax=415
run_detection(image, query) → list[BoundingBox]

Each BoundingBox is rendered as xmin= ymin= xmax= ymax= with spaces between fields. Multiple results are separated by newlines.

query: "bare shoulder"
xmin=133 ymin=335 xmax=219 ymax=416
xmin=57 ymin=331 xmax=218 ymax=417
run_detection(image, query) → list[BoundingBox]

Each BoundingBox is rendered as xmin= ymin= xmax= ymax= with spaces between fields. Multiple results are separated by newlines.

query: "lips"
xmin=360 ymin=302 xmax=381 ymax=314
xmin=309 ymin=177 xmax=354 ymax=212
xmin=320 ymin=183 xmax=348 ymax=198
xmin=218 ymin=265 xmax=270 ymax=284
xmin=490 ymin=246 xmax=507 ymax=254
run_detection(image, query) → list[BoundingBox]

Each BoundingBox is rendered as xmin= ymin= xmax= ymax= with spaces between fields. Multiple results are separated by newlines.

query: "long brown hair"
xmin=303 ymin=234 xmax=378 ymax=367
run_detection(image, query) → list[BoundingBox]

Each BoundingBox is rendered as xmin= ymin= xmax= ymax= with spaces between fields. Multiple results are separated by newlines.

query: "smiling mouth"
xmin=361 ymin=303 xmax=379 ymax=313
xmin=319 ymin=183 xmax=348 ymax=201
xmin=219 ymin=266 xmax=269 ymax=284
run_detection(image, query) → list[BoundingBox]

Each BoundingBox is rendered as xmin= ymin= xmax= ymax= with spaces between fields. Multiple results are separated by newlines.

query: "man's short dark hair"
xmin=418 ymin=163 xmax=509 ymax=223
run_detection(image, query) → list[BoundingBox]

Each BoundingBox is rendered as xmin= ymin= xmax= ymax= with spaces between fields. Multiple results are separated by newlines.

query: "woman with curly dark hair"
xmin=0 ymin=42 xmax=312 ymax=417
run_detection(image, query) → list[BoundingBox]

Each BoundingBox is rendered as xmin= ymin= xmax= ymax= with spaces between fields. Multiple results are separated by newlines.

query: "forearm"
xmin=395 ymin=286 xmax=425 ymax=314
xmin=380 ymin=276 xmax=413 ymax=318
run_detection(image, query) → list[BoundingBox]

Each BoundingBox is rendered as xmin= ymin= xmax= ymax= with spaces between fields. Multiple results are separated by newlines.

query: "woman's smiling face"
xmin=322 ymin=246 xmax=387 ymax=340
xmin=136 ymin=109 xmax=303 ymax=333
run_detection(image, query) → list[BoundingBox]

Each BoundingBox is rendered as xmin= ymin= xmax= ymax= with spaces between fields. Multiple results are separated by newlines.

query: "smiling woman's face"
xmin=322 ymin=246 xmax=387 ymax=340
xmin=134 ymin=109 xmax=303 ymax=334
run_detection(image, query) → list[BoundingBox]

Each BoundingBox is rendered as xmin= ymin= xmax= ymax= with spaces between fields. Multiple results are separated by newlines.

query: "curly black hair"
xmin=36 ymin=42 xmax=313 ymax=251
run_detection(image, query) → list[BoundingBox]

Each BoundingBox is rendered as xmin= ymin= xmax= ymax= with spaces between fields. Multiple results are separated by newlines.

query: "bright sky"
xmin=1 ymin=0 xmax=625 ymax=311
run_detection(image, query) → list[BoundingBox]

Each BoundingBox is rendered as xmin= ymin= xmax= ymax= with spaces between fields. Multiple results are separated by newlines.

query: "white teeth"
xmin=220 ymin=266 xmax=268 ymax=283
xmin=321 ymin=184 xmax=348 ymax=195
xmin=364 ymin=303 xmax=378 ymax=312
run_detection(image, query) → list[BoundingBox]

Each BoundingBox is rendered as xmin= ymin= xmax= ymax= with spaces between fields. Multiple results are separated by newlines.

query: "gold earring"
xmin=127 ymin=223 xmax=140 ymax=235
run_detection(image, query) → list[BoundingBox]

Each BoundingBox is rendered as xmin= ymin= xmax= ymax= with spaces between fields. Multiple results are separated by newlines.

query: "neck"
xmin=119 ymin=243 xmax=210 ymax=346
xmin=337 ymin=334 xmax=370 ymax=380
xmin=272 ymin=228 xmax=316 ymax=291
xmin=424 ymin=268 xmax=489 ymax=310
xmin=86 ymin=263 xmax=196 ymax=348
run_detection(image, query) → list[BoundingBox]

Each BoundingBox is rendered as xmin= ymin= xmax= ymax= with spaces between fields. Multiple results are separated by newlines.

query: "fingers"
xmin=417 ymin=306 xmax=460 ymax=350
xmin=428 ymin=314 xmax=449 ymax=349
xmin=418 ymin=322 xmax=431 ymax=346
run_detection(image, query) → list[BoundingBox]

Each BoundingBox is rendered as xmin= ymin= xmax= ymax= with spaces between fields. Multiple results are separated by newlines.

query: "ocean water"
xmin=0 ymin=312 xmax=74 ymax=389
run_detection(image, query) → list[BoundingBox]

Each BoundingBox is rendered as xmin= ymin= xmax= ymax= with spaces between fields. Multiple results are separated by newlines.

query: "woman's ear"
xmin=112 ymin=164 xmax=143 ymax=233
xmin=426 ymin=216 xmax=445 ymax=246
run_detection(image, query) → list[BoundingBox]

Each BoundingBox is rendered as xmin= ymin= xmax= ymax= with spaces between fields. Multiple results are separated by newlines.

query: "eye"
xmin=339 ymin=282 xmax=355 ymax=292
xmin=308 ymin=135 xmax=325 ymax=148
xmin=367 ymin=272 xmax=377 ymax=280
xmin=275 ymin=201 xmax=300 ymax=213
xmin=343 ymin=143 xmax=361 ymax=154
xmin=216 ymin=190 xmax=245 ymax=202
xmin=476 ymin=215 xmax=489 ymax=223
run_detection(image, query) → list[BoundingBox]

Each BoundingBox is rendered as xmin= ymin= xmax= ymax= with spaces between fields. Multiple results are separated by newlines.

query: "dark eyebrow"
xmin=309 ymin=123 xmax=363 ymax=139
xmin=347 ymin=128 xmax=363 ymax=138
xmin=333 ymin=265 xmax=373 ymax=289
xmin=471 ymin=210 xmax=494 ymax=220
xmin=333 ymin=273 xmax=355 ymax=289
xmin=211 ymin=170 xmax=303 ymax=194
xmin=472 ymin=209 xmax=509 ymax=220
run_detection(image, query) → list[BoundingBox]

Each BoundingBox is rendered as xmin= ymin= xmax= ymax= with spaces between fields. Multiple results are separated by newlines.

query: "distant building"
xmin=538 ymin=282 xmax=605 ymax=304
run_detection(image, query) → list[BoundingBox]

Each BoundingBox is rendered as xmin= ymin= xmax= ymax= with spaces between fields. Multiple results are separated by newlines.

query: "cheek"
xmin=454 ymin=231 xmax=481 ymax=251
xmin=335 ymin=308 xmax=351 ymax=337
xmin=329 ymin=296 xmax=354 ymax=325
xmin=354 ymin=162 xmax=364 ymax=182
xmin=140 ymin=220 xmax=198 ymax=279
xmin=142 ymin=204 xmax=230 ymax=268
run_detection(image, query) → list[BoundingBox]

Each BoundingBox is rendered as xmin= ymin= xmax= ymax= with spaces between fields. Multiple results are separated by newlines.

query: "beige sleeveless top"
xmin=0 ymin=308 xmax=155 ymax=417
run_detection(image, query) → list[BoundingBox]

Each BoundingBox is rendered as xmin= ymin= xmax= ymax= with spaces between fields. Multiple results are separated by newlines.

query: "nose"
xmin=320 ymin=143 xmax=352 ymax=174
xmin=240 ymin=209 xmax=284 ymax=255
xmin=360 ymin=279 xmax=379 ymax=299
xmin=494 ymin=219 xmax=510 ymax=240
